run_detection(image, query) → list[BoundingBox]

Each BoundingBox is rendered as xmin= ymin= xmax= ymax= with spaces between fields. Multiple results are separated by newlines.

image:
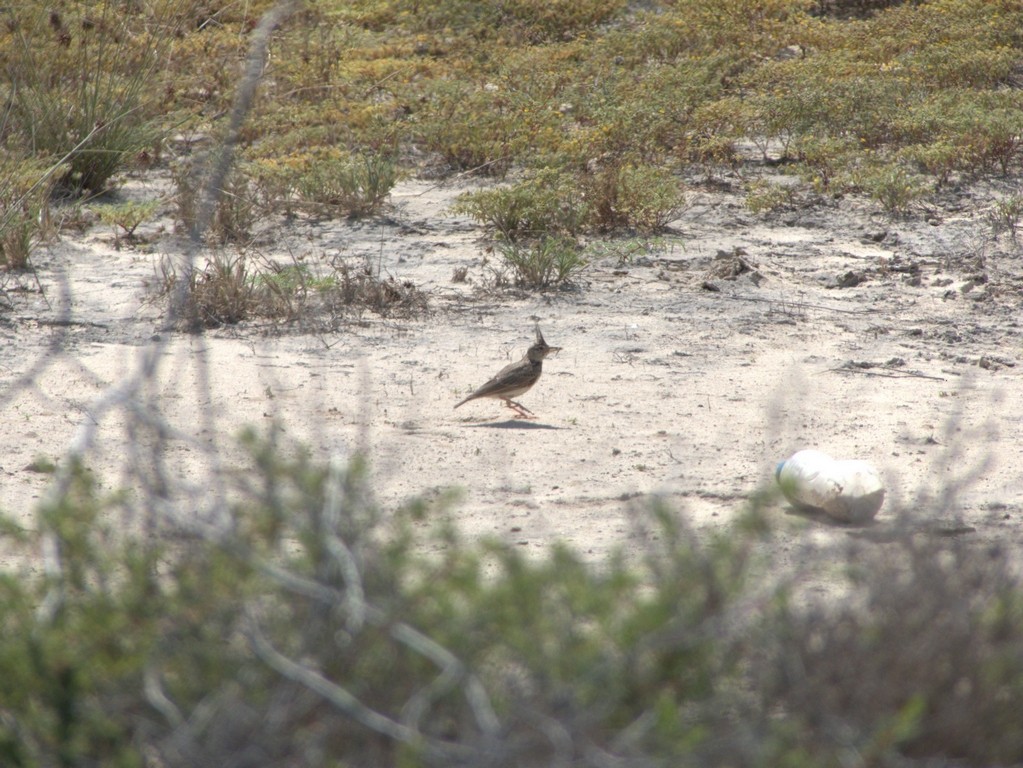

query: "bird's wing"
xmin=454 ymin=359 xmax=529 ymax=407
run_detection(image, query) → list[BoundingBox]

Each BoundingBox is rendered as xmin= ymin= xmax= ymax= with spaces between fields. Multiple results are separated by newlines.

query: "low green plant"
xmin=254 ymin=260 xmax=348 ymax=323
xmin=496 ymin=235 xmax=587 ymax=289
xmin=258 ymin=262 xmax=337 ymax=294
xmin=94 ymin=199 xmax=161 ymax=246
xmin=251 ymin=151 xmax=398 ymax=218
xmin=585 ymin=235 xmax=675 ymax=267
xmin=296 ymin=151 xmax=398 ymax=217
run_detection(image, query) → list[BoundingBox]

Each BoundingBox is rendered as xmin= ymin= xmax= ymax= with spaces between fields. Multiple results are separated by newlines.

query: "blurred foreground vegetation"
xmin=0 ymin=433 xmax=1021 ymax=766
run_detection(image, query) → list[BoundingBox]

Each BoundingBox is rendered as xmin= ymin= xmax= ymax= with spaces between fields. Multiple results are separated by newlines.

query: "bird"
xmin=454 ymin=326 xmax=561 ymax=419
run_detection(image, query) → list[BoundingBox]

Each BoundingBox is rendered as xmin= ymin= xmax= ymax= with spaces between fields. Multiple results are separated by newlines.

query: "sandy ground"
xmin=2 ymin=164 xmax=1022 ymax=589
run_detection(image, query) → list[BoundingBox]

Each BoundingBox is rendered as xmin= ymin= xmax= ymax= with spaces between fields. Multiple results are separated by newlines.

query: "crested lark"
xmin=454 ymin=326 xmax=561 ymax=418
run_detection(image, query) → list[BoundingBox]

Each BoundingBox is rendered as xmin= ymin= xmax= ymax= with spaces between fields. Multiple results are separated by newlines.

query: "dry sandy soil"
xmin=2 ymin=161 xmax=1022 ymax=590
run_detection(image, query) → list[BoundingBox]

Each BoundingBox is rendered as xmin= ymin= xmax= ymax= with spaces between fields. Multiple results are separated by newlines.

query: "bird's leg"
xmin=502 ymin=399 xmax=536 ymax=419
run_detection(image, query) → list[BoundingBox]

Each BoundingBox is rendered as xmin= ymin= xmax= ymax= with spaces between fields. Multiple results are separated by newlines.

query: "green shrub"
xmin=557 ymin=56 xmax=732 ymax=166
xmin=744 ymin=179 xmax=797 ymax=214
xmin=898 ymin=140 xmax=960 ymax=187
xmin=251 ymin=150 xmax=398 ymax=219
xmin=957 ymin=95 xmax=1023 ymax=176
xmin=496 ymin=235 xmax=588 ymax=289
xmin=293 ymin=150 xmax=398 ymax=217
xmin=0 ymin=440 xmax=765 ymax=766
xmin=455 ymin=161 xmax=682 ymax=249
xmin=414 ymin=79 xmax=556 ymax=176
xmin=582 ymin=160 xmax=685 ymax=233
xmin=793 ymin=134 xmax=861 ymax=193
xmin=452 ymin=169 xmax=586 ymax=240
xmin=854 ymin=161 xmax=931 ymax=215
xmin=899 ymin=91 xmax=1023 ymax=178
xmin=685 ymin=99 xmax=744 ymax=169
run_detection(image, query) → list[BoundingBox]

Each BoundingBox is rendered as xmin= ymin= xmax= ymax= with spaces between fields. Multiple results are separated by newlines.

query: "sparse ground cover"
xmin=1 ymin=0 xmax=1023 ymax=765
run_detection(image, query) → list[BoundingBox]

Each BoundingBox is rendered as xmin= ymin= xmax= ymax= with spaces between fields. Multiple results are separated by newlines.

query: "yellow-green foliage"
xmin=4 ymin=0 xmax=1023 ymax=218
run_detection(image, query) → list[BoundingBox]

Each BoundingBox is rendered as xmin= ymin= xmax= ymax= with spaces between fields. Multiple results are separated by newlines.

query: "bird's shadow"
xmin=462 ymin=419 xmax=564 ymax=430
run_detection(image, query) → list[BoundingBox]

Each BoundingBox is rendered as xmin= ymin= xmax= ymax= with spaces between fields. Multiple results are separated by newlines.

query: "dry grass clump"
xmin=154 ymin=253 xmax=428 ymax=330
xmin=173 ymin=158 xmax=261 ymax=246
xmin=322 ymin=257 xmax=429 ymax=321
xmin=155 ymin=254 xmax=258 ymax=329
